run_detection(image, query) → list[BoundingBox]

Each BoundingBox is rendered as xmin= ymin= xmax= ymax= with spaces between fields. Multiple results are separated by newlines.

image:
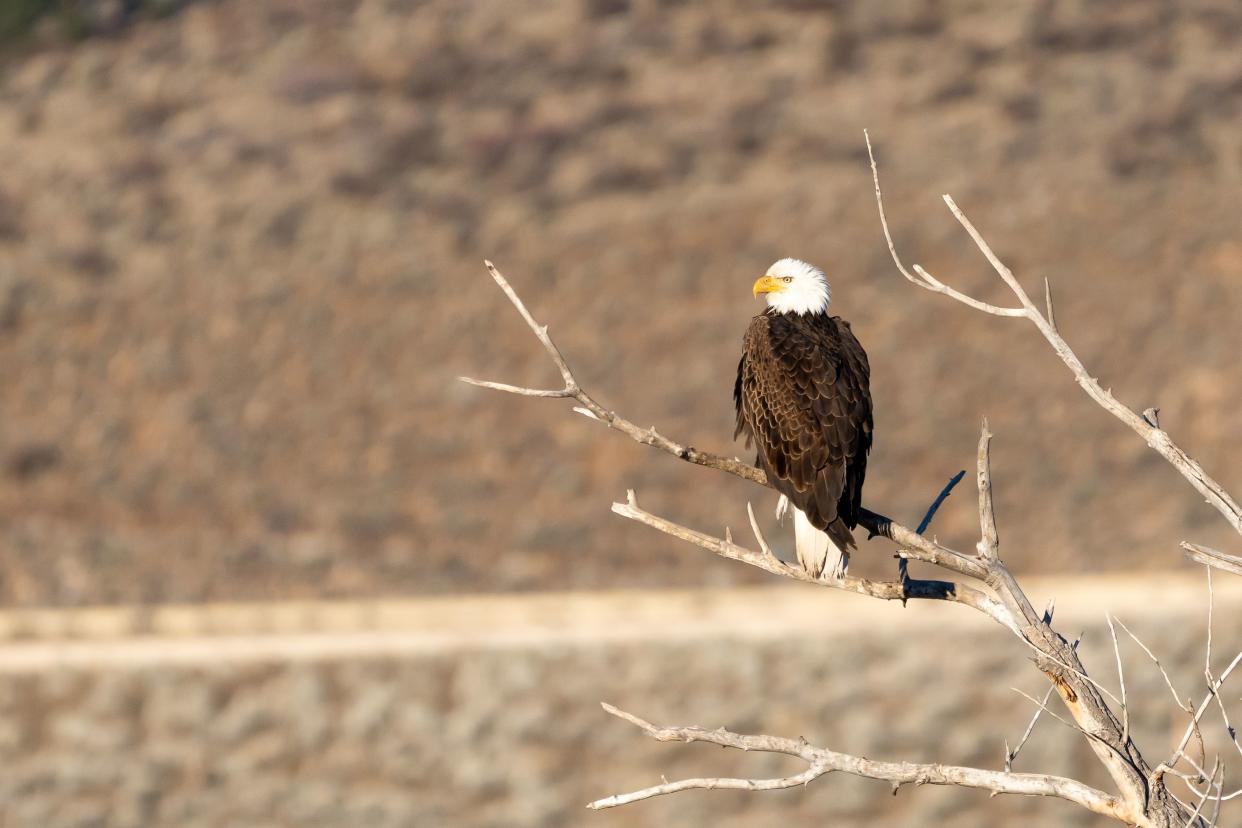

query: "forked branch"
xmin=588 ymin=703 xmax=1127 ymax=821
xmin=865 ymin=132 xmax=1242 ymax=545
xmin=460 ymin=261 xmax=766 ymax=486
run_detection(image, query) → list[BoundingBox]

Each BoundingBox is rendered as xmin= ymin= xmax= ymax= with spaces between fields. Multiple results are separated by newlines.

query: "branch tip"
xmin=1043 ymin=278 xmax=1057 ymax=330
xmin=1183 ymin=542 xmax=1242 ymax=577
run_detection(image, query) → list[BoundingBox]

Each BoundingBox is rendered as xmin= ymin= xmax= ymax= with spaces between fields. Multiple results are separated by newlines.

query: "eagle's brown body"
xmin=734 ymin=308 xmax=873 ymax=560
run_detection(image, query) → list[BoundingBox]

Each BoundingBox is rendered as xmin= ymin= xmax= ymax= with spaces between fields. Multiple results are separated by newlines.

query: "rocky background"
xmin=0 ymin=577 xmax=1236 ymax=828
xmin=0 ymin=1 xmax=1241 ymax=605
xmin=2 ymin=6 xmax=1242 ymax=825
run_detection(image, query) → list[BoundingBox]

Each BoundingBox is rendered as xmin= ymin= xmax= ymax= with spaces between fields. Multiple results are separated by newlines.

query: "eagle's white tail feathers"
xmin=793 ymin=507 xmax=848 ymax=579
xmin=775 ymin=494 xmax=790 ymax=524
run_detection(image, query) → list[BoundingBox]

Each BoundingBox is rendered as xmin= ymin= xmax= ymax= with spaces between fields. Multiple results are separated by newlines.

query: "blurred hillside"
xmin=0 ymin=577 xmax=1238 ymax=827
xmin=1 ymin=0 xmax=1241 ymax=605
xmin=0 ymin=2 xmax=179 ymax=43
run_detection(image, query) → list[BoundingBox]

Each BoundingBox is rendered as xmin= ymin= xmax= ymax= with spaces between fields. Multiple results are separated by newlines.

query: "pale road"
xmin=0 ymin=572 xmax=1233 ymax=672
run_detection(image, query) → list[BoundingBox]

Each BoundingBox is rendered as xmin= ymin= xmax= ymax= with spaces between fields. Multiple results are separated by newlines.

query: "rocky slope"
xmin=1 ymin=577 xmax=1238 ymax=826
xmin=0 ymin=0 xmax=1240 ymax=604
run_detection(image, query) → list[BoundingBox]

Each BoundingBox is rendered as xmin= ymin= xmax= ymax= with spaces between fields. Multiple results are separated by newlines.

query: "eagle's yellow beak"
xmin=752 ymin=275 xmax=782 ymax=296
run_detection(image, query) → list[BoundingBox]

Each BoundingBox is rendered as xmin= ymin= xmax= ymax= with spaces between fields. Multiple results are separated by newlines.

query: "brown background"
xmin=1 ymin=4 xmax=1241 ymax=827
xmin=1 ymin=1 xmax=1240 ymax=604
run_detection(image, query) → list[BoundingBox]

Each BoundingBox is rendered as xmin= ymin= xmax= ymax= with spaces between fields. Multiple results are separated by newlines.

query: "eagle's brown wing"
xmin=735 ymin=313 xmax=872 ymax=549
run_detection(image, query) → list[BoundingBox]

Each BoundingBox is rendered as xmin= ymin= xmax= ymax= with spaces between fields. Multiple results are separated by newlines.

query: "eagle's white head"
xmin=752 ymin=258 xmax=831 ymax=316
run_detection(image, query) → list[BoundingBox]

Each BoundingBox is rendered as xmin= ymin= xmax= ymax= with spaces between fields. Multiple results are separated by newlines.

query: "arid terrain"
xmin=0 ymin=575 xmax=1236 ymax=827
xmin=1 ymin=7 xmax=1240 ymax=827
xmin=1 ymin=0 xmax=1241 ymax=605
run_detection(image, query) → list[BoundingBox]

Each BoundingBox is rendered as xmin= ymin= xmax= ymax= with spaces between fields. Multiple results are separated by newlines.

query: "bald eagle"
xmin=734 ymin=258 xmax=873 ymax=578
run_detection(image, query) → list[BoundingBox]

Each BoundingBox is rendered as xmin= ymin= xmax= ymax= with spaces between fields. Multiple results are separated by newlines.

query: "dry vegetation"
xmin=0 ymin=0 xmax=1241 ymax=604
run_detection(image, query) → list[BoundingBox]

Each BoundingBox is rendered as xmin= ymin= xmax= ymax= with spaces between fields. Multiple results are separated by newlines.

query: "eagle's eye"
xmin=782 ymin=276 xmax=793 ymax=283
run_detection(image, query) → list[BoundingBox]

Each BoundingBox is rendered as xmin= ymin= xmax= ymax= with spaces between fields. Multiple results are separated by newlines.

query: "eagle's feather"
xmin=734 ymin=309 xmax=872 ymax=576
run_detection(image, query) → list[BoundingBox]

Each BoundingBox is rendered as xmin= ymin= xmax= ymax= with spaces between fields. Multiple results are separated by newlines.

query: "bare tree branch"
xmin=1044 ymin=277 xmax=1058 ymax=332
xmin=864 ymin=130 xmax=1025 ymax=318
xmin=1160 ymin=648 xmax=1242 ymax=787
xmin=1183 ymin=762 xmax=1221 ymax=828
xmin=866 ymin=139 xmax=1242 ymax=544
xmin=1107 ymin=614 xmax=1130 ymax=744
xmin=1113 ymin=617 xmax=1193 ymax=713
xmin=1206 ymin=568 xmax=1216 ymax=694
xmin=917 ymin=471 xmax=966 ymax=534
xmin=1007 ymin=686 xmax=1058 ymax=772
xmin=902 ymin=470 xmax=966 ymax=587
xmin=746 ymin=502 xmax=782 ymax=567
xmin=1012 ymin=687 xmax=1098 ymax=743
xmin=859 ymin=140 xmax=1242 ymax=825
xmin=460 ymin=261 xmax=768 ymax=486
xmin=1183 ymin=543 xmax=1242 ymax=578
xmin=589 ymin=703 xmax=1130 ymax=820
xmin=611 ymin=489 xmax=1017 ymax=632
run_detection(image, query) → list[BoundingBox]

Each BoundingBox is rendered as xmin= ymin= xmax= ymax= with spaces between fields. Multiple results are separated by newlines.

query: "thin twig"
xmin=976 ymin=421 xmax=1000 ymax=560
xmin=460 ymin=261 xmax=768 ymax=486
xmin=1207 ymin=567 xmax=1215 ymax=682
xmin=1184 ymin=761 xmax=1220 ymax=828
xmin=1012 ymin=688 xmax=1100 ymax=743
xmin=864 ymin=132 xmax=1024 ymax=317
xmin=746 ymin=502 xmax=782 ymax=567
xmin=1106 ymin=615 xmax=1129 ymax=744
xmin=1007 ymin=634 xmax=1084 ymax=773
xmin=1007 ymin=684 xmax=1058 ymax=772
xmin=917 ymin=471 xmax=967 ymax=535
xmin=1209 ymin=764 xmax=1226 ymax=827
xmin=1043 ymin=278 xmax=1057 ymax=332
xmin=934 ymin=194 xmax=1242 ymax=538
xmin=1163 ymin=649 xmax=1242 ymax=783
xmin=904 ymin=470 xmax=966 ymax=595
xmin=1113 ymin=617 xmax=1191 ymax=713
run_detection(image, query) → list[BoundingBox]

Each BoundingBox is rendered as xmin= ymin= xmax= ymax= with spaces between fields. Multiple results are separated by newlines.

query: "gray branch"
xmin=1183 ymin=543 xmax=1242 ymax=578
xmin=612 ymin=489 xmax=1018 ymax=633
xmin=976 ymin=421 xmax=1000 ymax=561
xmin=865 ymin=136 xmax=1242 ymax=551
xmin=588 ymin=703 xmax=1129 ymax=821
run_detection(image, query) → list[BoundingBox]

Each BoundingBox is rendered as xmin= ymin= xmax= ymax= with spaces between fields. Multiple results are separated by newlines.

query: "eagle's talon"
xmin=774 ymin=494 xmax=790 ymax=524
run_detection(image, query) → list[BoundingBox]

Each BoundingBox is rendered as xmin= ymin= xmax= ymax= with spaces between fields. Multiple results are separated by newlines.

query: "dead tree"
xmin=461 ymin=134 xmax=1242 ymax=827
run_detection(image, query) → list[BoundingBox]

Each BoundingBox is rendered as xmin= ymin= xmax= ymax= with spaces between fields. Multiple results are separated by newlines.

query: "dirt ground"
xmin=1 ymin=1 xmax=1241 ymax=605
